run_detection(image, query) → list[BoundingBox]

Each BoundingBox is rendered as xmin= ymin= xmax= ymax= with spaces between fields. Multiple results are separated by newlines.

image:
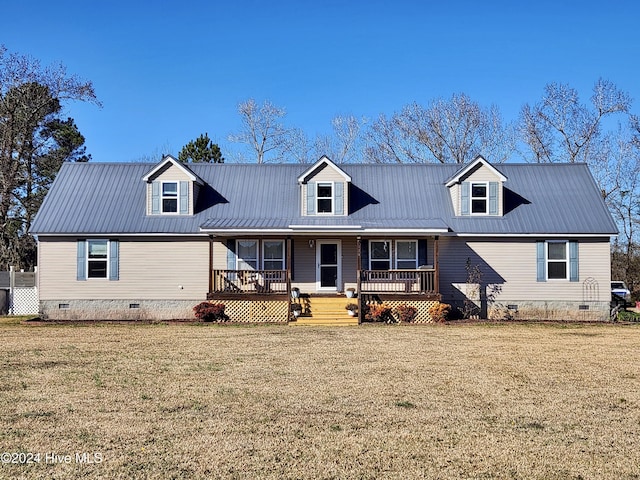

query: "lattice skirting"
xmin=209 ymin=298 xmax=289 ymax=323
xmin=364 ymin=299 xmax=440 ymax=323
xmin=11 ymin=287 xmax=39 ymax=315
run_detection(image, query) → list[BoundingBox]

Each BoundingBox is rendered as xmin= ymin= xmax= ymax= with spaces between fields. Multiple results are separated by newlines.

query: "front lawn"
xmin=1 ymin=322 xmax=638 ymax=479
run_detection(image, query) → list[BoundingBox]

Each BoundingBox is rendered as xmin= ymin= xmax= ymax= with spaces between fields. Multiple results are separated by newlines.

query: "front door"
xmin=316 ymin=240 xmax=341 ymax=291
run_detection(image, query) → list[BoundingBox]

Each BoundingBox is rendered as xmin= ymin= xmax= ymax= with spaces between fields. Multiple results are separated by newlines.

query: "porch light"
xmin=309 ymin=240 xmax=315 ymax=248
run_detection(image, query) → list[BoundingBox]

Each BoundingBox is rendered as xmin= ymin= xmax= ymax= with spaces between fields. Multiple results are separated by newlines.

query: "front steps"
xmin=290 ymin=295 xmax=359 ymax=326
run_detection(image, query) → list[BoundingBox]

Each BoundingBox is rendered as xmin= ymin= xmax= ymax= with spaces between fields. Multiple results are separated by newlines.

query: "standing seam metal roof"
xmin=30 ymin=162 xmax=618 ymax=236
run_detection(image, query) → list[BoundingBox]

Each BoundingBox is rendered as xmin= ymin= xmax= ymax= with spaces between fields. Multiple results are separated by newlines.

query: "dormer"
xmin=445 ymin=156 xmax=507 ymax=216
xmin=298 ymin=156 xmax=351 ymax=216
xmin=142 ymin=155 xmax=205 ymax=216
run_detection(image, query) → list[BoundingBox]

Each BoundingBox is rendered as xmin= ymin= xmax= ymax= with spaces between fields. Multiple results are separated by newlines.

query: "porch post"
xmin=434 ymin=235 xmax=439 ymax=296
xmin=287 ymin=237 xmax=293 ymax=322
xmin=286 ymin=237 xmax=292 ymax=289
xmin=208 ymin=236 xmax=214 ymax=295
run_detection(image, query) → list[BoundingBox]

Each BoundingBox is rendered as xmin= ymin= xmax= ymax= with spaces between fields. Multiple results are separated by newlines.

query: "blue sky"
xmin=4 ymin=0 xmax=639 ymax=162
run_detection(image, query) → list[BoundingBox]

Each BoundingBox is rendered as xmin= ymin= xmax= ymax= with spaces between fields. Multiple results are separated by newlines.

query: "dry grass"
xmin=1 ymin=321 xmax=639 ymax=479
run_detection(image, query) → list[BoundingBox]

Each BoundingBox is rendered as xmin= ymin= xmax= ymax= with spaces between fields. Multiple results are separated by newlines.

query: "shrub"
xmin=428 ymin=302 xmax=451 ymax=323
xmin=345 ymin=303 xmax=358 ymax=312
xmin=193 ymin=302 xmax=228 ymax=322
xmin=617 ymin=310 xmax=640 ymax=323
xmin=365 ymin=303 xmax=395 ymax=323
xmin=394 ymin=304 xmax=418 ymax=323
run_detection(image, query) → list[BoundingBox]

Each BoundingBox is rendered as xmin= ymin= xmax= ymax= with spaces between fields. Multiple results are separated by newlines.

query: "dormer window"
xmin=162 ymin=182 xmax=178 ymax=213
xmin=143 ymin=155 xmax=205 ymax=216
xmin=298 ymin=156 xmax=350 ymax=216
xmin=471 ymin=182 xmax=488 ymax=214
xmin=317 ymin=182 xmax=333 ymax=213
xmin=444 ymin=156 xmax=506 ymax=217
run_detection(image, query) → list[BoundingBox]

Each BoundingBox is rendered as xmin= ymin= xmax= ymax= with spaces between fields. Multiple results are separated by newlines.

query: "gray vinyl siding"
xmin=39 ymin=237 xmax=209 ymax=300
xmin=438 ymin=236 xmax=611 ymax=305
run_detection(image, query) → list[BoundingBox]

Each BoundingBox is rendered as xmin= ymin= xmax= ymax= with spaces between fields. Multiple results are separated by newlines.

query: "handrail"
xmin=211 ymin=269 xmax=289 ymax=294
xmin=359 ymin=269 xmax=436 ymax=294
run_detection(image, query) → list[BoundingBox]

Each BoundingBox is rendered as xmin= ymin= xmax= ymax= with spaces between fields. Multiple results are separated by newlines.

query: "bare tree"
xmin=281 ymin=127 xmax=315 ymax=164
xmin=364 ymin=94 xmax=515 ymax=164
xmin=519 ymin=79 xmax=631 ymax=163
xmin=228 ymin=98 xmax=290 ymax=164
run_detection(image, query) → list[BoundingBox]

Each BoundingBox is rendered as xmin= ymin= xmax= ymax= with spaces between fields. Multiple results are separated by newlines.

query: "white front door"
xmin=316 ymin=240 xmax=341 ymax=291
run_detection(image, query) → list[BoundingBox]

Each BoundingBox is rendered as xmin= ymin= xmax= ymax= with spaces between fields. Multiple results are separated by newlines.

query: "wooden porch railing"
xmin=358 ymin=269 xmax=437 ymax=295
xmin=211 ymin=269 xmax=290 ymax=295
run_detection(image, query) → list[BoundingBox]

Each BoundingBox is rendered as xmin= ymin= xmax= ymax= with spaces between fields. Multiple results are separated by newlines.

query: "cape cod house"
xmin=30 ymin=155 xmax=617 ymax=324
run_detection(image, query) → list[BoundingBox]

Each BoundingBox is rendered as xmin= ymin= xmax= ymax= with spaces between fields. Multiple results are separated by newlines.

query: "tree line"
xmin=1 ymin=45 xmax=639 ymax=297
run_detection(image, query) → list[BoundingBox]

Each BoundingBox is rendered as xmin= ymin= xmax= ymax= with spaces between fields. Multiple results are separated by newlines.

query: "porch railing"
xmin=358 ymin=269 xmax=436 ymax=295
xmin=211 ymin=269 xmax=290 ymax=295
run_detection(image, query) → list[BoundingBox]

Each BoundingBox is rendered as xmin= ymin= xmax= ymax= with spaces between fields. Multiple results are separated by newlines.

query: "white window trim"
xmin=262 ymin=240 xmax=285 ymax=270
xmin=86 ymin=239 xmax=109 ymax=280
xmin=161 ymin=181 xmax=179 ymax=214
xmin=235 ymin=239 xmax=259 ymax=270
xmin=470 ymin=181 xmax=489 ymax=215
xmin=316 ymin=181 xmax=334 ymax=215
xmin=395 ymin=239 xmax=418 ymax=269
xmin=546 ymin=240 xmax=569 ymax=281
xmin=369 ymin=239 xmax=392 ymax=270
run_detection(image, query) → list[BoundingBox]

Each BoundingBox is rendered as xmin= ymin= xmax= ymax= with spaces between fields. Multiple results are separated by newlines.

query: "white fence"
xmin=0 ymin=267 xmax=38 ymax=315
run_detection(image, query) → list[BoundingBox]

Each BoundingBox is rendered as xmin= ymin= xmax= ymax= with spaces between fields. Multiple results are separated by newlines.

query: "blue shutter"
xmin=361 ymin=240 xmax=369 ymax=270
xmin=109 ymin=240 xmax=119 ymax=281
xmin=489 ymin=182 xmax=499 ymax=215
xmin=151 ymin=181 xmax=160 ymax=214
xmin=536 ymin=241 xmax=546 ymax=282
xmin=569 ymin=241 xmax=579 ymax=282
xmin=227 ymin=239 xmax=236 ymax=270
xmin=179 ymin=181 xmax=189 ymax=214
xmin=335 ymin=182 xmax=344 ymax=215
xmin=77 ymin=240 xmax=86 ymax=281
xmin=460 ymin=182 xmax=470 ymax=216
xmin=418 ymin=239 xmax=428 ymax=267
xmin=306 ymin=182 xmax=316 ymax=215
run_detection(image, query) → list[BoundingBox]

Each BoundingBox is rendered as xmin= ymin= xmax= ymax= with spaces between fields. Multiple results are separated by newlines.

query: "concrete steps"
xmin=290 ymin=295 xmax=359 ymax=326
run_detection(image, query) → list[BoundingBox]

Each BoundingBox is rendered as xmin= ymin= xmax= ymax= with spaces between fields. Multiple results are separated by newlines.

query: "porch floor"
xmin=289 ymin=295 xmax=358 ymax=326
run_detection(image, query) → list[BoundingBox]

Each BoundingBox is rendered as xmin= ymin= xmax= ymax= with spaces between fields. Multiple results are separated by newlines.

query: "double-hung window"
xmin=471 ymin=182 xmax=488 ymax=214
xmin=87 ymin=240 xmax=108 ymax=278
xmin=162 ymin=182 xmax=178 ymax=213
xmin=317 ymin=183 xmax=333 ymax=214
xmin=396 ymin=240 xmax=418 ymax=269
xmin=370 ymin=240 xmax=391 ymax=270
xmin=263 ymin=240 xmax=285 ymax=270
xmin=236 ymin=240 xmax=258 ymax=270
xmin=547 ymin=241 xmax=568 ymax=280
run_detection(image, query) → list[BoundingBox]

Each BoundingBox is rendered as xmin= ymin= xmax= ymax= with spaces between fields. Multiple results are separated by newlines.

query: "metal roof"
xmin=30 ymin=161 xmax=618 ymax=236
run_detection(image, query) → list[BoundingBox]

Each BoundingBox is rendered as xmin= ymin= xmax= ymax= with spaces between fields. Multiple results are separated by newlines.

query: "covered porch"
xmin=206 ymin=235 xmax=441 ymax=323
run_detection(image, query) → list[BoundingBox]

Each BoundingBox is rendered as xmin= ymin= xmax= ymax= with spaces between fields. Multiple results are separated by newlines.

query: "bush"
xmin=364 ymin=303 xmax=395 ymax=323
xmin=394 ymin=304 xmax=418 ymax=323
xmin=345 ymin=303 xmax=358 ymax=312
xmin=428 ymin=302 xmax=451 ymax=323
xmin=193 ymin=302 xmax=228 ymax=322
xmin=617 ymin=310 xmax=640 ymax=323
